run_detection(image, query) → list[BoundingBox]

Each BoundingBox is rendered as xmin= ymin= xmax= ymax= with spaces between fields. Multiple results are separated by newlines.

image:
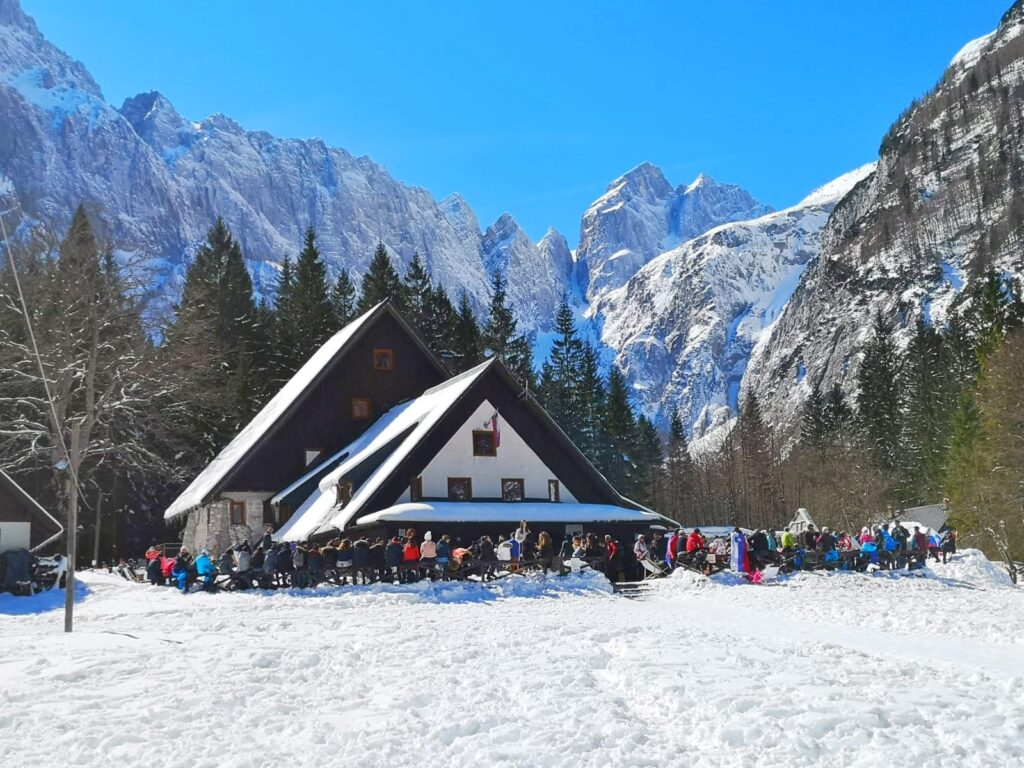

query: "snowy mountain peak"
xmin=793 ymin=162 xmax=876 ymax=209
xmin=537 ymin=227 xmax=574 ymax=288
xmin=685 ymin=172 xmax=714 ymax=193
xmin=0 ymin=0 xmax=34 ymax=32
xmin=439 ymin=193 xmax=481 ymax=239
xmin=603 ymin=161 xmax=673 ymax=205
xmin=577 ymin=163 xmax=770 ymax=302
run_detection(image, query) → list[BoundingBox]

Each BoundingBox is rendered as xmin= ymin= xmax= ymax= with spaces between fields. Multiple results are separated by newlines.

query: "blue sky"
xmin=24 ymin=0 xmax=1011 ymax=243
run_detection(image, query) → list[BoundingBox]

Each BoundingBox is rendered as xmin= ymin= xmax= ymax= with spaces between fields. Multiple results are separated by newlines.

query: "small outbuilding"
xmin=785 ymin=507 xmax=818 ymax=534
xmin=0 ymin=469 xmax=63 ymax=553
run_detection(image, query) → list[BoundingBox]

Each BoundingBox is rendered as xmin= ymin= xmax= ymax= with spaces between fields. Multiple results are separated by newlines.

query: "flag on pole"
xmin=490 ymin=411 xmax=500 ymax=448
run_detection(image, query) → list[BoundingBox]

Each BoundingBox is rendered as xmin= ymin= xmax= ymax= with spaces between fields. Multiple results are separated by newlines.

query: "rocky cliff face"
xmin=744 ymin=1 xmax=1024 ymax=439
xmin=574 ymin=162 xmax=771 ymax=303
xmin=0 ymin=0 xmax=569 ymax=328
xmin=593 ymin=165 xmax=874 ymax=440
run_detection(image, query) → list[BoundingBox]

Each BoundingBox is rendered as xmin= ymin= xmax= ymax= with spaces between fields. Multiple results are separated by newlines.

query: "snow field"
xmin=1 ymin=551 xmax=1021 ymax=768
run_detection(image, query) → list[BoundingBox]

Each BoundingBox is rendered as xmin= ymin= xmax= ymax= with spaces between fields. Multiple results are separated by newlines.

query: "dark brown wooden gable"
xmin=353 ymin=363 xmax=636 ymax=520
xmin=222 ymin=305 xmax=449 ymax=495
xmin=0 ymin=471 xmax=62 ymax=548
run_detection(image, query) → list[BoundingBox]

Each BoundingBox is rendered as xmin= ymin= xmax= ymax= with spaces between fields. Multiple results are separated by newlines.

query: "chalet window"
xmin=409 ymin=476 xmax=423 ymax=502
xmin=336 ymin=479 xmax=353 ymax=506
xmin=305 ymin=450 xmax=320 ymax=467
xmin=502 ymin=478 xmax=524 ymax=502
xmin=548 ymin=479 xmax=560 ymax=502
xmin=229 ymin=501 xmax=246 ymax=526
xmin=373 ymin=348 xmax=394 ymax=371
xmin=472 ymin=429 xmax=497 ymax=457
xmin=351 ymin=397 xmax=372 ymax=420
xmin=447 ymin=477 xmax=472 ymax=501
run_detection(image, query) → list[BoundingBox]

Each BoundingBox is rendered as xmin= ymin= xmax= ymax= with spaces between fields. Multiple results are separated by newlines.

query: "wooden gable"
xmin=218 ymin=304 xmax=449 ymax=497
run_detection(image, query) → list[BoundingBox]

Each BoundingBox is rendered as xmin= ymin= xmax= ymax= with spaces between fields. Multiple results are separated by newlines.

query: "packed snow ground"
xmin=1 ymin=551 xmax=1022 ymax=768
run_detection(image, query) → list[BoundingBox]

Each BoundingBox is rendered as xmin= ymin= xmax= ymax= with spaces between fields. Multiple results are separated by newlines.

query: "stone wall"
xmin=181 ymin=495 xmax=269 ymax=554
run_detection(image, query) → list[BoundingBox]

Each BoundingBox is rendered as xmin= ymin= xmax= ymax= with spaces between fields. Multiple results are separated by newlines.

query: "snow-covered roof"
xmin=786 ymin=507 xmax=817 ymax=533
xmin=354 ymin=501 xmax=667 ymax=527
xmin=275 ymin=360 xmax=493 ymax=541
xmin=165 ymin=301 xmax=388 ymax=520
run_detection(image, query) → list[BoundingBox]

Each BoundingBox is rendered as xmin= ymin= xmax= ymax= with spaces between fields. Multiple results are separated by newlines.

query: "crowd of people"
xmin=644 ymin=521 xmax=958 ymax=577
xmin=134 ymin=521 xmax=639 ymax=593
xmin=120 ymin=519 xmax=959 ymax=593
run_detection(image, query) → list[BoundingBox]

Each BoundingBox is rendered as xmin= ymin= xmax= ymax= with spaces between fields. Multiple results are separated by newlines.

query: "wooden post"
xmin=92 ymin=487 xmax=102 ymax=568
xmin=64 ymin=478 xmax=77 ymax=633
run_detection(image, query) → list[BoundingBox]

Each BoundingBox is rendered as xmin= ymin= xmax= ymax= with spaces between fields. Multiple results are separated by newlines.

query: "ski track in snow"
xmin=1 ymin=552 xmax=1022 ymax=768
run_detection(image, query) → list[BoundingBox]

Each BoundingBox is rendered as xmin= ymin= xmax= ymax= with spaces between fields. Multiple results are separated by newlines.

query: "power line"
xmin=0 ymin=210 xmax=90 ymax=633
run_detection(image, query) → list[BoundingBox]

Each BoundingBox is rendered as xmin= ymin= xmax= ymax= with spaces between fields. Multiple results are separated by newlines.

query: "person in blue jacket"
xmin=435 ymin=534 xmax=452 ymax=580
xmin=195 ymin=549 xmax=217 ymax=591
xmin=172 ymin=547 xmax=195 ymax=593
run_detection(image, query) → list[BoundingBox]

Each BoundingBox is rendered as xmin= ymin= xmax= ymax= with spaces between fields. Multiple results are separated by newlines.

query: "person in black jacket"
xmin=368 ymin=538 xmax=386 ymax=582
xmin=803 ymin=525 xmax=818 ymax=550
xmin=259 ymin=525 xmax=274 ymax=552
xmin=477 ymin=536 xmax=497 ymax=581
xmin=385 ymin=537 xmax=404 ymax=583
xmin=352 ymin=538 xmax=371 ymax=584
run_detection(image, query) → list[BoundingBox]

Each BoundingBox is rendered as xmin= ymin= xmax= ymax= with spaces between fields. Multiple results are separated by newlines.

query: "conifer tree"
xmin=482 ymin=270 xmax=534 ymax=387
xmin=449 ymin=291 xmax=483 ymax=373
xmin=574 ymin=340 xmax=607 ymax=462
xmin=601 ymin=367 xmax=637 ymax=492
xmin=164 ymin=218 xmax=260 ymax=453
xmin=900 ymin=316 xmax=949 ymax=502
xmin=856 ymin=311 xmax=903 ymax=475
xmin=539 ymin=295 xmax=583 ymax=430
xmin=330 ymin=269 xmax=357 ymax=329
xmin=633 ymin=415 xmax=664 ymax=507
xmin=801 ymin=381 xmax=828 ymax=448
xmin=821 ymin=382 xmax=853 ymax=440
xmin=358 ymin=242 xmax=404 ymax=314
xmin=423 ymin=284 xmax=456 ymax=358
xmin=664 ymin=408 xmax=696 ymax=519
xmin=276 ymin=228 xmax=333 ymax=374
xmin=402 ymin=253 xmax=432 ymax=330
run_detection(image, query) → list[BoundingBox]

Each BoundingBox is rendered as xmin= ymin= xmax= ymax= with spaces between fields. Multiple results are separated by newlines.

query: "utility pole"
xmin=92 ymin=487 xmax=102 ymax=567
xmin=64 ymin=476 xmax=77 ymax=633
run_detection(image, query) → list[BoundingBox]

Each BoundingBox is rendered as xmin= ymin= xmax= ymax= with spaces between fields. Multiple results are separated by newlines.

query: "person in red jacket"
xmin=666 ymin=529 xmax=683 ymax=568
xmin=403 ymin=535 xmax=420 ymax=582
xmin=686 ymin=529 xmax=706 ymax=554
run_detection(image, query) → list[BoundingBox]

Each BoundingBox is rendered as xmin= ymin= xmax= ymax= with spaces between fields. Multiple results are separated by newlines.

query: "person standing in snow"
xmin=260 ymin=524 xmax=274 ymax=551
xmin=352 ymin=537 xmax=371 ymax=584
xmin=633 ymin=534 xmax=649 ymax=562
xmin=477 ymin=536 xmax=497 ymax=581
xmin=291 ymin=543 xmax=308 ymax=587
xmin=262 ymin=545 xmax=278 ymax=588
xmin=803 ymin=525 xmax=818 ymax=550
xmin=893 ymin=521 xmax=910 ymax=553
xmin=172 ymin=547 xmax=195 ymax=593
xmin=536 ymin=531 xmax=555 ymax=572
xmin=665 ymin=529 xmax=682 ymax=569
xmin=146 ymin=546 xmax=165 ymax=586
xmin=195 ymin=549 xmax=217 ymax=591
xmin=604 ymin=535 xmax=624 ymax=582
xmin=435 ymin=535 xmax=452 ymax=580
xmin=369 ymin=537 xmax=387 ymax=581
xmin=940 ymin=528 xmax=957 ymax=564
xmin=385 ymin=536 xmax=404 ymax=582
xmin=651 ymin=532 xmax=667 ymax=563
xmin=420 ymin=531 xmax=438 ymax=579
xmin=559 ymin=534 xmax=574 ymax=561
xmin=403 ymin=534 xmax=421 ymax=581
xmin=927 ymin=529 xmax=942 ymax=562
xmin=218 ymin=548 xmax=234 ymax=579
xmin=780 ymin=530 xmax=796 ymax=553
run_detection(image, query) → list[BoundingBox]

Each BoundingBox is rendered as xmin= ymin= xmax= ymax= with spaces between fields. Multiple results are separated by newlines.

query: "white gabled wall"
xmin=410 ymin=400 xmax=577 ymax=503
